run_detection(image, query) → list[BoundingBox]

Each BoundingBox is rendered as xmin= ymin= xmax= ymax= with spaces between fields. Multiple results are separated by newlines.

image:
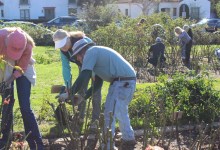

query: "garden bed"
xmin=38 ymin=122 xmax=220 ymax=150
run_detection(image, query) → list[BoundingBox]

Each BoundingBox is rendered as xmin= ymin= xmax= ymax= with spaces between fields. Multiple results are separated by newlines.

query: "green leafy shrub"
xmin=2 ymin=23 xmax=54 ymax=46
xmin=130 ymin=71 xmax=220 ymax=128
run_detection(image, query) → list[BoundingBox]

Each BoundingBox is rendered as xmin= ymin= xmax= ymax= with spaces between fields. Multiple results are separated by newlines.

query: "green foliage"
xmin=215 ymin=2 xmax=220 ymax=18
xmin=130 ymin=71 xmax=220 ymax=128
xmin=89 ymin=13 xmax=220 ymax=72
xmin=33 ymin=47 xmax=60 ymax=64
xmin=2 ymin=23 xmax=54 ymax=46
xmin=79 ymin=4 xmax=123 ymax=32
xmin=38 ymin=97 xmax=56 ymax=123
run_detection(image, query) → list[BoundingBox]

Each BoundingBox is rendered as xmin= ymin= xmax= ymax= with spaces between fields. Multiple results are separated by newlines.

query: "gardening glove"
xmin=56 ymin=92 xmax=69 ymax=103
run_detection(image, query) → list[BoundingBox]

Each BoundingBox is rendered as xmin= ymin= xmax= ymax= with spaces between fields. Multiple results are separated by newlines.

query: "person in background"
xmin=174 ymin=26 xmax=192 ymax=69
xmin=183 ymin=25 xmax=193 ymax=68
xmin=57 ymin=38 xmax=137 ymax=150
xmin=137 ymin=18 xmax=146 ymax=26
xmin=148 ymin=37 xmax=166 ymax=68
xmin=0 ymin=27 xmax=43 ymax=150
xmin=183 ymin=25 xmax=193 ymax=40
xmin=52 ymin=29 xmax=102 ymax=130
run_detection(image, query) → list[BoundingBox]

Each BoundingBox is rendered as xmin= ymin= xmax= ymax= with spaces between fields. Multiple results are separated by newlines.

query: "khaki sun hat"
xmin=53 ymin=29 xmax=70 ymax=49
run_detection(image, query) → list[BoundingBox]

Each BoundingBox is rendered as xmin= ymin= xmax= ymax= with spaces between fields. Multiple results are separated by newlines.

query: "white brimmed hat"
xmin=53 ymin=29 xmax=69 ymax=49
xmin=72 ymin=37 xmax=94 ymax=56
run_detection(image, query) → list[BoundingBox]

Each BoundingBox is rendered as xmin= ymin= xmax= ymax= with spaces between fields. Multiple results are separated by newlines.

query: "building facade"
xmin=0 ymin=0 xmax=211 ymax=21
xmin=0 ymin=0 xmax=79 ymax=20
xmin=114 ymin=0 xmax=211 ymax=20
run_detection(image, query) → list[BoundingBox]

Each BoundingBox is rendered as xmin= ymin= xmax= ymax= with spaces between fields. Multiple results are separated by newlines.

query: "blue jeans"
xmin=1 ymin=76 xmax=43 ymax=150
xmin=104 ymin=80 xmax=136 ymax=149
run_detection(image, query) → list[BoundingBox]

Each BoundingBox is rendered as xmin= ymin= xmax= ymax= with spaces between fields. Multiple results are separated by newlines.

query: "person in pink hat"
xmin=0 ymin=27 xmax=43 ymax=150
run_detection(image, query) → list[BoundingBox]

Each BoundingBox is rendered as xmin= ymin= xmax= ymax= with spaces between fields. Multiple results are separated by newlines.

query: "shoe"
xmin=84 ymin=139 xmax=98 ymax=150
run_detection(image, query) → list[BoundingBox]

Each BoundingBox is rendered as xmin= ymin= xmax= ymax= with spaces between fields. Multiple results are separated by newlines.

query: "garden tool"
xmin=51 ymin=85 xmax=64 ymax=93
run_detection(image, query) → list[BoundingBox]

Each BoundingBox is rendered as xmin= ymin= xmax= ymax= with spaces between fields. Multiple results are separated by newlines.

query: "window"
xmin=20 ymin=0 xmax=29 ymax=5
xmin=125 ymin=9 xmax=128 ymax=16
xmin=191 ymin=7 xmax=200 ymax=19
xmin=20 ymin=9 xmax=30 ymax=20
xmin=68 ymin=8 xmax=77 ymax=16
xmin=173 ymin=8 xmax=177 ymax=16
xmin=62 ymin=18 xmax=76 ymax=23
xmin=161 ymin=8 xmax=170 ymax=14
xmin=69 ymin=0 xmax=76 ymax=4
xmin=44 ymin=8 xmax=55 ymax=20
xmin=1 ymin=10 xmax=4 ymax=17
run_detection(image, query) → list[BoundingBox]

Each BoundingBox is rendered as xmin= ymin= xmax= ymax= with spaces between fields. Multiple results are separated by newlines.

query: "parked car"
xmin=2 ymin=21 xmax=54 ymax=46
xmin=43 ymin=16 xmax=78 ymax=28
xmin=72 ymin=19 xmax=90 ymax=33
xmin=0 ymin=19 xmax=13 ymax=24
xmin=3 ymin=21 xmax=52 ymax=31
xmin=214 ymin=21 xmax=220 ymax=31
xmin=191 ymin=18 xmax=220 ymax=32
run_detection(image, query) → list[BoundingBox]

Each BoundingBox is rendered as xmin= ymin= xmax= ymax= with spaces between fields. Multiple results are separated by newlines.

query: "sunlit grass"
xmin=213 ymin=78 xmax=220 ymax=91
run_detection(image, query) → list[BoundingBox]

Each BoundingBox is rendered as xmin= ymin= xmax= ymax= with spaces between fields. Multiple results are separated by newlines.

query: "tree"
xmin=77 ymin=0 xmax=116 ymax=7
xmin=210 ymin=0 xmax=218 ymax=17
xmin=79 ymin=4 xmax=122 ymax=32
xmin=215 ymin=1 xmax=220 ymax=18
xmin=135 ymin=0 xmax=161 ymax=15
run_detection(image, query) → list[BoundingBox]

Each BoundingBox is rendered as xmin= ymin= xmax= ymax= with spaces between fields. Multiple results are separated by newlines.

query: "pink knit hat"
xmin=6 ymin=29 xmax=27 ymax=60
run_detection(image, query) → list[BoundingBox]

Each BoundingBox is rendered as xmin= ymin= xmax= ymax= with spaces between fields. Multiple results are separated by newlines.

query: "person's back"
xmin=82 ymin=45 xmax=136 ymax=82
xmin=150 ymin=42 xmax=165 ymax=60
xmin=148 ymin=37 xmax=166 ymax=67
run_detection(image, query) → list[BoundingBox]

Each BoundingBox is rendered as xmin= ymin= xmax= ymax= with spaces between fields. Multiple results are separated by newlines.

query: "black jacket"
xmin=149 ymin=42 xmax=166 ymax=61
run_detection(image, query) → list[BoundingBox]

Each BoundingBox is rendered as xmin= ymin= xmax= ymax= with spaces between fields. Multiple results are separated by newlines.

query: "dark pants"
xmin=91 ymin=88 xmax=101 ymax=122
xmin=184 ymin=40 xmax=192 ymax=68
xmin=1 ymin=76 xmax=43 ymax=150
xmin=148 ymin=57 xmax=166 ymax=68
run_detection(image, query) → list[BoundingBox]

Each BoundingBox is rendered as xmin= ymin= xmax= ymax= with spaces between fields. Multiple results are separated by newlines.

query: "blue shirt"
xmin=81 ymin=46 xmax=136 ymax=82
